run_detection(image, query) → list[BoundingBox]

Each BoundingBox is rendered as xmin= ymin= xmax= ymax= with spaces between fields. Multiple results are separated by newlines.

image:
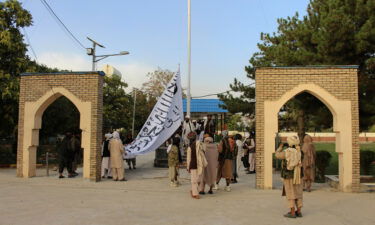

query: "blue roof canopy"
xmin=183 ymin=99 xmax=228 ymax=113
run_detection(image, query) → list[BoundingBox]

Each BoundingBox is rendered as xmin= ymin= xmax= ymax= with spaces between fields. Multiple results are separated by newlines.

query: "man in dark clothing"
xmin=71 ymin=132 xmax=81 ymax=175
xmin=124 ymin=134 xmax=136 ymax=169
xmin=216 ymin=130 xmax=234 ymax=191
xmin=58 ymin=132 xmax=75 ymax=178
xmin=204 ymin=114 xmax=215 ymax=138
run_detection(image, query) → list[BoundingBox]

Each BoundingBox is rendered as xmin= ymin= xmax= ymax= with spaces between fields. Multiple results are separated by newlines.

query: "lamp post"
xmin=86 ymin=37 xmax=129 ymax=71
xmin=132 ymin=88 xmax=138 ymax=139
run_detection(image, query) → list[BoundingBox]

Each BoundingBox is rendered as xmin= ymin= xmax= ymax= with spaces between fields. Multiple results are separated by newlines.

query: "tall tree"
xmin=103 ymin=75 xmax=132 ymax=132
xmin=142 ymin=68 xmax=175 ymax=98
xmin=221 ymin=0 xmax=375 ymax=136
xmin=0 ymin=0 xmax=32 ymax=138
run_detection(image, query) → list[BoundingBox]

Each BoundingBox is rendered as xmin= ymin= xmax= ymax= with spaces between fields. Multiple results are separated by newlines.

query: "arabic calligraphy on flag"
xmin=125 ymin=69 xmax=183 ymax=156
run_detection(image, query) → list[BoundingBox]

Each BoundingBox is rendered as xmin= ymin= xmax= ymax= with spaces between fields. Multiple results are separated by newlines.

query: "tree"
xmin=103 ymin=75 xmax=132 ymax=132
xmin=218 ymin=78 xmax=255 ymax=115
xmin=142 ymin=68 xmax=175 ymax=98
xmin=0 ymin=0 xmax=32 ymax=138
xmin=142 ymin=68 xmax=186 ymax=99
xmin=221 ymin=0 xmax=375 ymax=136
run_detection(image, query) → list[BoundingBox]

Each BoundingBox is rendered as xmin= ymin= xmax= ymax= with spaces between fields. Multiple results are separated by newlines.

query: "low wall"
xmin=279 ymin=132 xmax=375 ymax=142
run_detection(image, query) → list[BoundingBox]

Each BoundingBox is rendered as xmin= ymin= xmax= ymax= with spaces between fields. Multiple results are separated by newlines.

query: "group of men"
xmin=57 ymin=131 xmax=81 ymax=178
xmin=177 ymin=114 xmax=257 ymax=199
xmin=101 ymin=131 xmax=136 ymax=181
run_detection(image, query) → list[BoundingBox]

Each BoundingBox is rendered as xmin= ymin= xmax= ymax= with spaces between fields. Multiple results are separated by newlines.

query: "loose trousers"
xmin=112 ymin=167 xmax=124 ymax=180
xmin=190 ymin=169 xmax=202 ymax=196
xmin=249 ymin=153 xmax=256 ymax=172
xmin=101 ymin=157 xmax=112 ymax=177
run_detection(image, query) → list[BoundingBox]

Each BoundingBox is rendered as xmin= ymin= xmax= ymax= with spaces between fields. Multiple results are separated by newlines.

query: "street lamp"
xmin=86 ymin=37 xmax=129 ymax=71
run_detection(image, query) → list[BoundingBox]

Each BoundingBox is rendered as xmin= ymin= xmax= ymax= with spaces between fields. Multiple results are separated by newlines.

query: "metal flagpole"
xmin=187 ymin=0 xmax=191 ymax=117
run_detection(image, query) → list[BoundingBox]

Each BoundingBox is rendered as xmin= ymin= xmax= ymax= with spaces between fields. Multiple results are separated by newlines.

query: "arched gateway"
xmin=255 ymin=66 xmax=360 ymax=192
xmin=17 ymin=72 xmax=104 ymax=181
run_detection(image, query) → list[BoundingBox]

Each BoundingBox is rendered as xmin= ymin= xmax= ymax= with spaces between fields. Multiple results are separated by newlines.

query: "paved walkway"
xmin=0 ymin=153 xmax=374 ymax=225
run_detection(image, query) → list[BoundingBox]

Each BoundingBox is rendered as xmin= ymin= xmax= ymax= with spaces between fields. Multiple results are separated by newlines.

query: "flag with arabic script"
xmin=125 ymin=68 xmax=183 ymax=156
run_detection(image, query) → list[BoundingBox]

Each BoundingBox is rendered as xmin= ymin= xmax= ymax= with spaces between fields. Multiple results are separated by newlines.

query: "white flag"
xmin=125 ymin=69 xmax=183 ymax=156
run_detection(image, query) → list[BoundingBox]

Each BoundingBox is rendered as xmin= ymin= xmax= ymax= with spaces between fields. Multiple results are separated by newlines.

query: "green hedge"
xmin=315 ymin=150 xmax=332 ymax=182
xmin=360 ymin=151 xmax=375 ymax=175
xmin=0 ymin=146 xmax=16 ymax=164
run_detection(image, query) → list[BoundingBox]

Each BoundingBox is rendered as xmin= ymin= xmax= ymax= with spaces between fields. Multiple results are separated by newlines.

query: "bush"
xmin=371 ymin=162 xmax=375 ymax=178
xmin=360 ymin=151 xmax=375 ymax=175
xmin=315 ymin=150 xmax=332 ymax=182
xmin=0 ymin=146 xmax=16 ymax=164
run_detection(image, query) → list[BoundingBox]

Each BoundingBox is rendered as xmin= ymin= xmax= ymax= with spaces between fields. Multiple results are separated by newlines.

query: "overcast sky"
xmin=20 ymin=0 xmax=309 ymax=97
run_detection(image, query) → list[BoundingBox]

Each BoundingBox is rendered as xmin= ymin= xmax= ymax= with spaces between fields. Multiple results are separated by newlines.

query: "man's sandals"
xmin=284 ymin=212 xmax=303 ymax=218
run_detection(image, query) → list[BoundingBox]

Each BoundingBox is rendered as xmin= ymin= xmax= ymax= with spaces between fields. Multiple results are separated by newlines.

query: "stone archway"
xmin=17 ymin=72 xmax=104 ymax=181
xmin=255 ymin=66 xmax=360 ymax=192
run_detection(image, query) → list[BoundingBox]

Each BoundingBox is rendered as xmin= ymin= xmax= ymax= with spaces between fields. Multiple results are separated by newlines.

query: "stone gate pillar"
xmin=17 ymin=72 xmax=104 ymax=181
xmin=255 ymin=66 xmax=360 ymax=192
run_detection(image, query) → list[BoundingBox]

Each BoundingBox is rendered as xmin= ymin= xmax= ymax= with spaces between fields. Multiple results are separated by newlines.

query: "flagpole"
xmin=187 ymin=0 xmax=191 ymax=117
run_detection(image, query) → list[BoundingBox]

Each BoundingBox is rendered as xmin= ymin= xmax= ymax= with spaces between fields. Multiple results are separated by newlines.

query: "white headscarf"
xmin=105 ymin=133 xmax=112 ymax=140
xmin=112 ymin=131 xmax=120 ymax=139
xmin=244 ymin=132 xmax=250 ymax=138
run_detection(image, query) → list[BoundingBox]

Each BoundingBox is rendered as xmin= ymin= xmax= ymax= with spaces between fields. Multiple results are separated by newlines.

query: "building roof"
xmin=183 ymin=99 xmax=228 ymax=113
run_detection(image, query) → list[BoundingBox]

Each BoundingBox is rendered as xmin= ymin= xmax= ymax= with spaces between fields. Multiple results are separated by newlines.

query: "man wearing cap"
xmin=182 ymin=115 xmax=196 ymax=147
xmin=275 ymin=135 xmax=303 ymax=218
xmin=186 ymin=132 xmax=207 ymax=199
xmin=216 ymin=130 xmax=234 ymax=191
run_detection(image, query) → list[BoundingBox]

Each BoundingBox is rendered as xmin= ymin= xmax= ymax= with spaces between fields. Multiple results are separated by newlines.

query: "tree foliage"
xmin=103 ymin=75 xmax=132 ymax=132
xmin=221 ymin=0 xmax=375 ymax=132
xmin=0 ymin=0 xmax=60 ymax=138
xmin=142 ymin=68 xmax=175 ymax=98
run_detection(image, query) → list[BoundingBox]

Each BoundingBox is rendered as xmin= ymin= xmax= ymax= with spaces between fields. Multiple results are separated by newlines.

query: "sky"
xmin=19 ymin=0 xmax=310 ymax=98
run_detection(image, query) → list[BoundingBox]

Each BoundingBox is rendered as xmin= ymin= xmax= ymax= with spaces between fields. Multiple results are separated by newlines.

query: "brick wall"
xmin=255 ymin=66 xmax=360 ymax=190
xmin=17 ymin=72 xmax=103 ymax=181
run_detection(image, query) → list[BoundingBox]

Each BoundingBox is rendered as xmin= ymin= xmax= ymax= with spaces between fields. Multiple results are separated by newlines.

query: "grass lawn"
xmin=314 ymin=142 xmax=375 ymax=175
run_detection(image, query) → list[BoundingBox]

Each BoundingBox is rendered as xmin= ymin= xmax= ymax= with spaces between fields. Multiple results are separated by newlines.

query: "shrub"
xmin=360 ymin=151 xmax=375 ymax=175
xmin=371 ymin=162 xmax=375 ymax=178
xmin=315 ymin=150 xmax=332 ymax=182
xmin=0 ymin=146 xmax=16 ymax=164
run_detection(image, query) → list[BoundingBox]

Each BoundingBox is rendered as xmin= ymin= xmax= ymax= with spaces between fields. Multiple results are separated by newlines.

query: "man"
xmin=70 ymin=131 xmax=81 ymax=175
xmin=186 ymin=132 xmax=207 ymax=199
xmin=204 ymin=114 xmax=215 ymax=138
xmin=124 ymin=134 xmax=136 ymax=170
xmin=199 ymin=135 xmax=218 ymax=194
xmin=101 ymin=133 xmax=112 ymax=179
xmin=302 ymin=134 xmax=316 ymax=192
xmin=275 ymin=136 xmax=303 ymax=218
xmin=109 ymin=131 xmax=126 ymax=181
xmin=182 ymin=115 xmax=196 ymax=147
xmin=58 ymin=132 xmax=75 ymax=178
xmin=215 ymin=130 xmax=234 ymax=191
xmin=247 ymin=131 xmax=256 ymax=174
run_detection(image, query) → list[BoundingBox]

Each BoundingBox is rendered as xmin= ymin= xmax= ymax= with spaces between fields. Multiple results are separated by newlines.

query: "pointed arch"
xmin=21 ymin=87 xmax=92 ymax=178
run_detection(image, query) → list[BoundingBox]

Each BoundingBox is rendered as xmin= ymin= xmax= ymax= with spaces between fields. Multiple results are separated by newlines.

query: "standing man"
xmin=101 ymin=133 xmax=112 ymax=179
xmin=215 ymin=130 xmax=234 ymax=191
xmin=204 ymin=114 xmax=215 ymax=138
xmin=70 ymin=131 xmax=81 ymax=176
xmin=186 ymin=132 xmax=207 ymax=199
xmin=199 ymin=135 xmax=218 ymax=194
xmin=275 ymin=136 xmax=303 ymax=218
xmin=58 ymin=132 xmax=75 ymax=178
xmin=124 ymin=134 xmax=136 ymax=170
xmin=246 ymin=131 xmax=256 ymax=174
xmin=109 ymin=131 xmax=126 ymax=181
xmin=182 ymin=115 xmax=196 ymax=147
xmin=302 ymin=134 xmax=316 ymax=192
